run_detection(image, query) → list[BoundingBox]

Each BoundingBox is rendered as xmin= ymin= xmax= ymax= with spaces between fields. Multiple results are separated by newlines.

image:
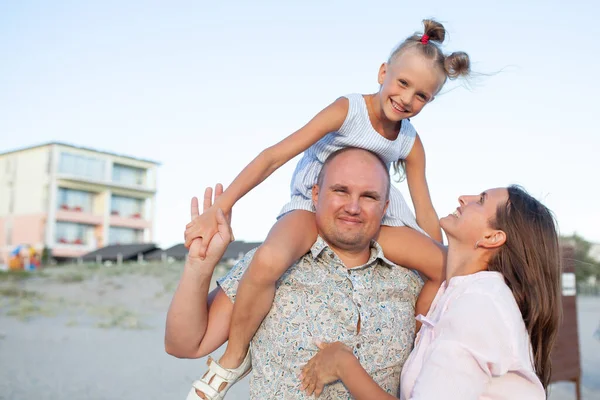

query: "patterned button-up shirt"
xmin=217 ymin=236 xmax=423 ymax=400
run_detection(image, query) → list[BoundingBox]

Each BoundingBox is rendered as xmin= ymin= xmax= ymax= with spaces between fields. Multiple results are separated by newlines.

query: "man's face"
xmin=312 ymin=150 xmax=389 ymax=252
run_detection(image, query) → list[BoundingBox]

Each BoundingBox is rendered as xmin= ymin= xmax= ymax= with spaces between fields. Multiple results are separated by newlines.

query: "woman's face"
xmin=440 ymin=187 xmax=509 ymax=246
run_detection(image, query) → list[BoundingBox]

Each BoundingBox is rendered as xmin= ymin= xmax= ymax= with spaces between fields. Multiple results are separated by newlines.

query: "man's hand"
xmin=187 ymin=184 xmax=233 ymax=264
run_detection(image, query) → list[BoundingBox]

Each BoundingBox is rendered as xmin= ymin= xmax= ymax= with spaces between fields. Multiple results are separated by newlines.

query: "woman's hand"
xmin=299 ymin=340 xmax=354 ymax=397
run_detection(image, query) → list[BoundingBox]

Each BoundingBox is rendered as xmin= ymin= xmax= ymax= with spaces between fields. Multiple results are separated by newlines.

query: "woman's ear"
xmin=479 ymin=230 xmax=506 ymax=249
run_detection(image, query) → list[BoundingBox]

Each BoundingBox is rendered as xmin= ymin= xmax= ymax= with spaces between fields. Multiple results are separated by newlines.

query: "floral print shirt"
xmin=217 ymin=236 xmax=423 ymax=399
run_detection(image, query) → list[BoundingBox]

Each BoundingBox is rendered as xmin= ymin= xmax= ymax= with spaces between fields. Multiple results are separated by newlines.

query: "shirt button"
xmin=358 ymin=303 xmax=362 ymax=308
xmin=356 ymin=343 xmax=361 ymax=349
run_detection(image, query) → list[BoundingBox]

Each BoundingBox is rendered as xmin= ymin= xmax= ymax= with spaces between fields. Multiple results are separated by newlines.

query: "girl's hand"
xmin=299 ymin=340 xmax=354 ymax=397
xmin=185 ymin=184 xmax=233 ymax=260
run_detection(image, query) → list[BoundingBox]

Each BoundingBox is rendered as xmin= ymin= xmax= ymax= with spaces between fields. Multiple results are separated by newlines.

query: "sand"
xmin=0 ymin=264 xmax=598 ymax=399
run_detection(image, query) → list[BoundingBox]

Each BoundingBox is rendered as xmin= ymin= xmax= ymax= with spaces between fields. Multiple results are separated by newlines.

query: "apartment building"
xmin=0 ymin=142 xmax=159 ymax=261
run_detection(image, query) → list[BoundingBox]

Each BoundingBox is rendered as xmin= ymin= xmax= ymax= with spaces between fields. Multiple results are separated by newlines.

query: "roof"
xmin=145 ymin=244 xmax=188 ymax=261
xmin=81 ymin=243 xmax=159 ymax=262
xmin=0 ymin=141 xmax=161 ymax=165
xmin=223 ymin=241 xmax=262 ymax=260
xmin=145 ymin=241 xmax=262 ymax=262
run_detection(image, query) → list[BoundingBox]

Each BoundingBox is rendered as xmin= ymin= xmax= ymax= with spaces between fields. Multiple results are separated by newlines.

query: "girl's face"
xmin=377 ymin=48 xmax=445 ymax=122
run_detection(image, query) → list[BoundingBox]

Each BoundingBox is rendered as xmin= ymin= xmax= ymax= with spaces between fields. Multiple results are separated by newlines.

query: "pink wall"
xmin=109 ymin=215 xmax=152 ymax=230
xmin=12 ymin=214 xmax=46 ymax=247
xmin=0 ymin=217 xmax=5 ymax=248
xmin=56 ymin=210 xmax=103 ymax=226
xmin=52 ymin=246 xmax=89 ymax=258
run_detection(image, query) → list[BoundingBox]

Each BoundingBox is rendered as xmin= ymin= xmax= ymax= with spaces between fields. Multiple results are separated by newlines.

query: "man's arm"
xmin=165 ymin=187 xmax=235 ymax=358
xmin=164 ymin=260 xmax=233 ymax=358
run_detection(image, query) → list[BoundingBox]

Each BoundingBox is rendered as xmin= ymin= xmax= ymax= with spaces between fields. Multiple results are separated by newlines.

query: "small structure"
xmin=145 ymin=241 xmax=262 ymax=265
xmin=145 ymin=244 xmax=188 ymax=263
xmin=550 ymin=245 xmax=581 ymax=400
xmin=81 ymin=243 xmax=158 ymax=264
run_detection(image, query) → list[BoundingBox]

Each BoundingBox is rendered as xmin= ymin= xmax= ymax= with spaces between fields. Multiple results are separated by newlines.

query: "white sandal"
xmin=186 ymin=349 xmax=252 ymax=400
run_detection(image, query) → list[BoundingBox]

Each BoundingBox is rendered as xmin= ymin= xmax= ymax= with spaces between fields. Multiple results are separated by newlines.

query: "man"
xmin=165 ymin=148 xmax=424 ymax=399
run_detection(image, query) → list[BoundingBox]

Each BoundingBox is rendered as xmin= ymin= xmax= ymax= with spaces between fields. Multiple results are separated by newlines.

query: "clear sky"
xmin=1 ymin=0 xmax=599 ymax=247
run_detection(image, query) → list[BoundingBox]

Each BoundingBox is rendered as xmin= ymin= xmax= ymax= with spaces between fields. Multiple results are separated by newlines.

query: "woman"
xmin=299 ymin=185 xmax=562 ymax=399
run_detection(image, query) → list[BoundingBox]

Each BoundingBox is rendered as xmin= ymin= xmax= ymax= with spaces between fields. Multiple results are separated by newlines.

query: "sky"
xmin=1 ymin=0 xmax=599 ymax=247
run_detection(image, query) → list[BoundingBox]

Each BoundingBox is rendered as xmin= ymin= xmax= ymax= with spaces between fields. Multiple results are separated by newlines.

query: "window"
xmin=112 ymin=164 xmax=145 ymax=186
xmin=108 ymin=227 xmax=143 ymax=245
xmin=58 ymin=152 xmax=105 ymax=180
xmin=57 ymin=188 xmax=94 ymax=212
xmin=55 ymin=222 xmax=94 ymax=245
xmin=111 ymin=195 xmax=144 ymax=218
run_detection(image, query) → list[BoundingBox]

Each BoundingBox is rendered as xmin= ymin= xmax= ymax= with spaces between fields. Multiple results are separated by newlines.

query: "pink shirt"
xmin=400 ymin=271 xmax=545 ymax=400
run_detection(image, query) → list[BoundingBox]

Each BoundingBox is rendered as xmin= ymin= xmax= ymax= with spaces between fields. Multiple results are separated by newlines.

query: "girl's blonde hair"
xmin=391 ymin=19 xmax=471 ymax=181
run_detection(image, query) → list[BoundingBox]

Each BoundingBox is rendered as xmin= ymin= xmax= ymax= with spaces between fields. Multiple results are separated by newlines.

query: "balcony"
xmin=53 ymin=221 xmax=97 ymax=257
xmin=56 ymin=204 xmax=103 ymax=226
xmin=109 ymin=213 xmax=152 ymax=230
xmin=110 ymin=196 xmax=151 ymax=229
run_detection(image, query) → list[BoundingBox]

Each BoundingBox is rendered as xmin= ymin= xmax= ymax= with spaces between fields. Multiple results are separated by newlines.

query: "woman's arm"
xmin=404 ymin=134 xmax=442 ymax=242
xmin=299 ymin=341 xmax=397 ymax=400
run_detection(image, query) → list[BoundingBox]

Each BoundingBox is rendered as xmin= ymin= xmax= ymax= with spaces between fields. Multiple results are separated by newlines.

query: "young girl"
xmin=185 ymin=19 xmax=470 ymax=400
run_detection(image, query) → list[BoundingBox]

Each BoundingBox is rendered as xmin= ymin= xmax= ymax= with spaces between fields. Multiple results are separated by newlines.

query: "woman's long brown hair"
xmin=487 ymin=185 xmax=562 ymax=391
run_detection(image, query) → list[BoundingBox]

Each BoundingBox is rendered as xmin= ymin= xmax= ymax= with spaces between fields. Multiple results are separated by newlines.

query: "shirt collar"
xmin=309 ymin=236 xmax=395 ymax=269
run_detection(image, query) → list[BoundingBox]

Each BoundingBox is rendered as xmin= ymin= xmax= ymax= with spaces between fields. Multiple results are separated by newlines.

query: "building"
xmin=0 ymin=142 xmax=159 ymax=261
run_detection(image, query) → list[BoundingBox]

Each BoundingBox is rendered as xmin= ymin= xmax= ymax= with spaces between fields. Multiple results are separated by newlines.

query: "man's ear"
xmin=382 ymin=199 xmax=389 ymax=217
xmin=312 ymin=184 xmax=320 ymax=208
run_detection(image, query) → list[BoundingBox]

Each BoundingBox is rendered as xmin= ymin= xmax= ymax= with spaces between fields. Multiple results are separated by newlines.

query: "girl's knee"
xmin=247 ymin=244 xmax=290 ymax=284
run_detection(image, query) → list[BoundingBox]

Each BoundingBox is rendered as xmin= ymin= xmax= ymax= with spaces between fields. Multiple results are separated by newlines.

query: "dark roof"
xmin=223 ymin=241 xmax=262 ymax=260
xmin=81 ymin=243 xmax=159 ymax=262
xmin=145 ymin=244 xmax=188 ymax=261
xmin=0 ymin=141 xmax=161 ymax=165
xmin=145 ymin=241 xmax=262 ymax=262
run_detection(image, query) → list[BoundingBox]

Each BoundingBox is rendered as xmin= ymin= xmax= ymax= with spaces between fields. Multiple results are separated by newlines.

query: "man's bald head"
xmin=316 ymin=147 xmax=391 ymax=201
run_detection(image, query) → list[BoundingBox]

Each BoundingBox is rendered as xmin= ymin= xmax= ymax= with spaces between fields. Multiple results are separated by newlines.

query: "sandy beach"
xmin=0 ymin=263 xmax=598 ymax=400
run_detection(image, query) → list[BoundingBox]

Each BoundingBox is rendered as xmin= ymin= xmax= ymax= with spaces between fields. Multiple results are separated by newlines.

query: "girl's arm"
xmin=404 ymin=134 xmax=442 ymax=242
xmin=299 ymin=341 xmax=397 ymax=400
xmin=184 ymin=97 xmax=349 ymax=253
xmin=212 ymin=97 xmax=349 ymax=213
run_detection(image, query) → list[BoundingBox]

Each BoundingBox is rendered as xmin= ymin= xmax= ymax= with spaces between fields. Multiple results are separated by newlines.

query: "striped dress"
xmin=278 ymin=93 xmax=424 ymax=233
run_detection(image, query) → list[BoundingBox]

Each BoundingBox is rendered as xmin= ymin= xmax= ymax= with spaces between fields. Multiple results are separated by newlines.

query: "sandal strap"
xmin=189 ymin=379 xmax=220 ymax=400
xmin=207 ymin=359 xmax=239 ymax=381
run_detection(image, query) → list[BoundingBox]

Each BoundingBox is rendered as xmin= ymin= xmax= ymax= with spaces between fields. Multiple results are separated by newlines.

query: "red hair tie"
xmin=420 ymin=34 xmax=430 ymax=44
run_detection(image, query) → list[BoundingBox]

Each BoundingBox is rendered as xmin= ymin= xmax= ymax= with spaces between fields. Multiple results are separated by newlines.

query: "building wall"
xmin=0 ymin=143 xmax=158 ymax=259
xmin=10 ymin=147 xmax=51 ymax=215
xmin=12 ymin=214 xmax=46 ymax=248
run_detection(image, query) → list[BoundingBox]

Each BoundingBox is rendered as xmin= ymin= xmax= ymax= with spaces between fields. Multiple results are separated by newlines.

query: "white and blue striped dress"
xmin=278 ymin=93 xmax=424 ymax=233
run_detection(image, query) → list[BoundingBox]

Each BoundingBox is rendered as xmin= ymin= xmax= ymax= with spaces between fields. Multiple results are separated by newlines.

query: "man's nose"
xmin=344 ymin=197 xmax=361 ymax=214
